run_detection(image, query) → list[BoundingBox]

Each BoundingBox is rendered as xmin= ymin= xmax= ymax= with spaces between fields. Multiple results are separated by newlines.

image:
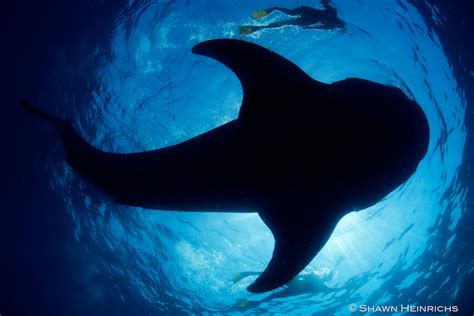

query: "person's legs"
xmin=242 ymin=5 xmax=346 ymax=35
xmin=252 ymin=7 xmax=293 ymax=19
xmin=232 ymin=271 xmax=261 ymax=284
xmin=263 ymin=18 xmax=302 ymax=28
xmin=240 ymin=18 xmax=302 ymax=35
xmin=239 ymin=24 xmax=263 ymax=35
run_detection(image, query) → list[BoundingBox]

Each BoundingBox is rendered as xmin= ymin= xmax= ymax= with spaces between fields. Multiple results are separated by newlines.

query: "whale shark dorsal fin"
xmin=247 ymin=208 xmax=333 ymax=293
xmin=192 ymin=39 xmax=322 ymax=120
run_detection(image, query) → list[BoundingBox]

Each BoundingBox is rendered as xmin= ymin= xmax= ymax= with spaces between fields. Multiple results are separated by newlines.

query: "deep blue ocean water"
xmin=3 ymin=0 xmax=474 ymax=315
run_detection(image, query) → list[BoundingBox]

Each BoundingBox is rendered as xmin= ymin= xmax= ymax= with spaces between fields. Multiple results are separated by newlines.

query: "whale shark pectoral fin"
xmin=247 ymin=209 xmax=332 ymax=293
xmin=191 ymin=39 xmax=323 ymax=119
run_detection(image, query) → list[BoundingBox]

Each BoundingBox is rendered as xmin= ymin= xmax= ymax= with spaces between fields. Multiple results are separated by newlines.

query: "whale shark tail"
xmin=20 ymin=100 xmax=71 ymax=131
xmin=19 ymin=100 xmax=109 ymax=182
xmin=20 ymin=100 xmax=141 ymax=201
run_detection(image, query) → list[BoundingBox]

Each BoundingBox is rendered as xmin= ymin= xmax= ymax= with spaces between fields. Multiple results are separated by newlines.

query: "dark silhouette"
xmin=21 ymin=39 xmax=430 ymax=293
xmin=232 ymin=271 xmax=337 ymax=310
xmin=239 ymin=2 xmax=346 ymax=35
xmin=232 ymin=271 xmax=262 ymax=285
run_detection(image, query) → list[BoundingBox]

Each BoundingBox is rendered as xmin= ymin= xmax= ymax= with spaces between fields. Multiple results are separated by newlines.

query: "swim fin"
xmin=252 ymin=9 xmax=269 ymax=19
xmin=239 ymin=25 xmax=260 ymax=35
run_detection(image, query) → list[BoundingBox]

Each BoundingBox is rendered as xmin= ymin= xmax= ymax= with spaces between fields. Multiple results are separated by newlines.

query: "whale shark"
xmin=21 ymin=39 xmax=430 ymax=293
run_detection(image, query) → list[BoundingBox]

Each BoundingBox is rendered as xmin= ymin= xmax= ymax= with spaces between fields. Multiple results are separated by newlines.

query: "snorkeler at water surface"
xmin=239 ymin=1 xmax=346 ymax=35
xmin=232 ymin=270 xmax=338 ymax=310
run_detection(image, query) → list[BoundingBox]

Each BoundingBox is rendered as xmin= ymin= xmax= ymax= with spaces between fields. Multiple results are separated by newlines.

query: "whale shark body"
xmin=22 ymin=39 xmax=430 ymax=293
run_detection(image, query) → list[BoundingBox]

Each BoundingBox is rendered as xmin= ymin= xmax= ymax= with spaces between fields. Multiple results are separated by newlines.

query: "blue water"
xmin=4 ymin=0 xmax=473 ymax=315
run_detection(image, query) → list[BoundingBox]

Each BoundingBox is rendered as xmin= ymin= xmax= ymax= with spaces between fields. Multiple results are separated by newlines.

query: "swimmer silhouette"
xmin=232 ymin=271 xmax=336 ymax=310
xmin=240 ymin=1 xmax=346 ymax=35
xmin=21 ymin=39 xmax=430 ymax=293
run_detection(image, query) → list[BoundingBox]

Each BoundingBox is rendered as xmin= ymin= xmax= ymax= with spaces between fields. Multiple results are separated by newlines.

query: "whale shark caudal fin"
xmin=20 ymin=100 xmax=70 ymax=128
xmin=246 ymin=208 xmax=335 ymax=293
xmin=191 ymin=39 xmax=325 ymax=120
xmin=19 ymin=100 xmax=106 ymax=176
xmin=20 ymin=100 xmax=75 ymax=157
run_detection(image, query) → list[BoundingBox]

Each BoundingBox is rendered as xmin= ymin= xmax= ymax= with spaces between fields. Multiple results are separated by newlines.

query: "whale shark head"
xmin=21 ymin=39 xmax=430 ymax=293
xmin=190 ymin=39 xmax=429 ymax=292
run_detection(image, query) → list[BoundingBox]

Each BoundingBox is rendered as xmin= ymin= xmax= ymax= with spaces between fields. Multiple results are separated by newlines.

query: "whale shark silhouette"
xmin=21 ymin=39 xmax=430 ymax=293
